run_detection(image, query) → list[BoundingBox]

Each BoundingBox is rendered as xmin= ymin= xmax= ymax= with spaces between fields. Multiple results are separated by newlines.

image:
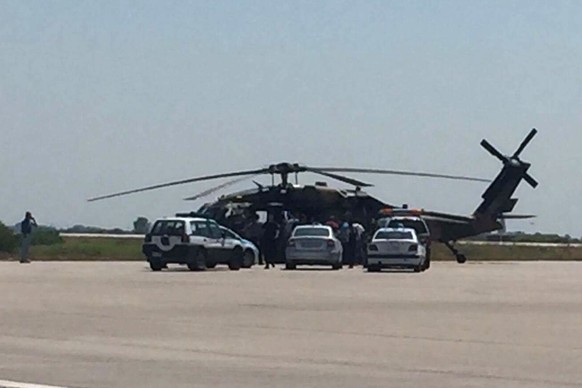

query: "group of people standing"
xmin=324 ymin=216 xmax=367 ymax=268
xmin=233 ymin=211 xmax=368 ymax=269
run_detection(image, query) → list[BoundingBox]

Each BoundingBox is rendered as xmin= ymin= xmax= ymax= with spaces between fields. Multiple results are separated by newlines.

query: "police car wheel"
xmin=228 ymin=247 xmax=243 ymax=270
xmin=367 ymin=265 xmax=380 ymax=272
xmin=188 ymin=249 xmax=206 ymax=271
xmin=285 ymin=262 xmax=296 ymax=270
xmin=149 ymin=258 xmax=163 ymax=271
xmin=242 ymin=250 xmax=254 ymax=268
xmin=456 ymin=254 xmax=467 ymax=264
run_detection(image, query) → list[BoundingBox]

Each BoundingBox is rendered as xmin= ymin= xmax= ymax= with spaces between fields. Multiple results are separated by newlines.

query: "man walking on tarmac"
xmin=261 ymin=214 xmax=279 ymax=269
xmin=20 ymin=211 xmax=37 ymax=263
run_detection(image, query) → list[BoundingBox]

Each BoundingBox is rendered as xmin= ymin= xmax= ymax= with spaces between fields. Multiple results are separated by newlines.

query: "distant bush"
xmin=30 ymin=226 xmax=64 ymax=246
xmin=478 ymin=232 xmax=580 ymax=244
xmin=0 ymin=221 xmax=18 ymax=252
xmin=61 ymin=224 xmax=133 ymax=234
xmin=133 ymin=217 xmax=150 ymax=234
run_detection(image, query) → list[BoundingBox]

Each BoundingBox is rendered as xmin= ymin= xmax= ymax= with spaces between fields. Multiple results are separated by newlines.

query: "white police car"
xmin=366 ymin=227 xmax=428 ymax=272
xmin=219 ymin=226 xmax=259 ymax=268
xmin=142 ymin=216 xmax=245 ymax=271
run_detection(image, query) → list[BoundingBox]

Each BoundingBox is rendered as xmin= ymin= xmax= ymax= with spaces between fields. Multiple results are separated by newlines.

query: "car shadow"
xmin=363 ymin=268 xmax=419 ymax=274
xmin=283 ymin=266 xmax=353 ymax=272
xmin=142 ymin=266 xmax=232 ymax=273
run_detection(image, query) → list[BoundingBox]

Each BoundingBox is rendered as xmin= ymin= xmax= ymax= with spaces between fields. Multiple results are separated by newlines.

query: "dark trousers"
xmin=262 ymin=241 xmax=277 ymax=267
xmin=343 ymin=242 xmax=356 ymax=267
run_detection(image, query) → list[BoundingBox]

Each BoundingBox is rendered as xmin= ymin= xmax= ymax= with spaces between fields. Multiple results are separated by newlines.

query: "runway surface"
xmin=1 ymin=262 xmax=581 ymax=388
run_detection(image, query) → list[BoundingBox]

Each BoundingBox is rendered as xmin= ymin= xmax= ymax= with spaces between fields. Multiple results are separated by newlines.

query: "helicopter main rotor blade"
xmin=305 ymin=167 xmax=374 ymax=187
xmin=480 ymin=139 xmax=506 ymax=162
xmin=87 ymin=168 xmax=268 ymax=202
xmin=311 ymin=167 xmax=490 ymax=183
xmin=183 ymin=175 xmax=257 ymax=201
xmin=513 ymin=128 xmax=538 ymax=158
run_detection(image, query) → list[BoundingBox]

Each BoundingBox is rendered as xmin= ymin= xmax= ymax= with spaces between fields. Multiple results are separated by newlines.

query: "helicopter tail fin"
xmin=473 ymin=129 xmax=538 ymax=223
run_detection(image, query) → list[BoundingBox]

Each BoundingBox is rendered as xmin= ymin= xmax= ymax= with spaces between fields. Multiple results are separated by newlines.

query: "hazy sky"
xmin=1 ymin=0 xmax=581 ymax=235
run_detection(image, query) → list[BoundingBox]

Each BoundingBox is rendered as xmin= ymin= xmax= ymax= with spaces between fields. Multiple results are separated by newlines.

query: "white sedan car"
xmin=366 ymin=227 xmax=427 ymax=272
xmin=285 ymin=225 xmax=343 ymax=270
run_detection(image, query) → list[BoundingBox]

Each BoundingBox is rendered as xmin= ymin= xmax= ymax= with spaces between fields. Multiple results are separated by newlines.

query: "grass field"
xmin=1 ymin=236 xmax=582 ymax=261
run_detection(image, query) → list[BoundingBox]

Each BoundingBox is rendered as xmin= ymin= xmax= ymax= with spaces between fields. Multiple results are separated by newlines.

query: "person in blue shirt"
xmin=20 ymin=211 xmax=37 ymax=263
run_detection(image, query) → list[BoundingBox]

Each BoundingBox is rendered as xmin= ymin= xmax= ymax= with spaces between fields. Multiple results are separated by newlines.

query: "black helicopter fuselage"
xmin=196 ymin=182 xmax=389 ymax=228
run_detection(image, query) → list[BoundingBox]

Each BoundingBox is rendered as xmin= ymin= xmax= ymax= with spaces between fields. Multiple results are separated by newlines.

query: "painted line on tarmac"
xmin=0 ymin=380 xmax=67 ymax=388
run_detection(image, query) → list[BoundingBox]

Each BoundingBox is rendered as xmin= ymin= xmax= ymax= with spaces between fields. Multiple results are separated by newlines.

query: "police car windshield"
xmin=375 ymin=231 xmax=414 ymax=240
xmin=294 ymin=227 xmax=330 ymax=237
xmin=387 ymin=219 xmax=427 ymax=234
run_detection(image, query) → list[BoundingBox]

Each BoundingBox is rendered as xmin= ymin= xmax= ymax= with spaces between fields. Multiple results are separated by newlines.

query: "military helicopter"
xmin=88 ymin=129 xmax=538 ymax=263
xmin=88 ymin=162 xmax=489 ymax=230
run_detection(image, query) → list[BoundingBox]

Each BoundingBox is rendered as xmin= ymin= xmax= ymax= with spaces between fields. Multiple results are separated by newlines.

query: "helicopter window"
xmin=293 ymin=227 xmax=331 ymax=237
xmin=374 ymin=231 xmax=414 ymax=240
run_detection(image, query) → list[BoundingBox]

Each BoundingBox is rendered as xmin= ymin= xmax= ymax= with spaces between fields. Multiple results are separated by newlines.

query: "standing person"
xmin=325 ymin=216 xmax=340 ymax=232
xmin=345 ymin=222 xmax=358 ymax=268
xmin=279 ymin=213 xmax=298 ymax=262
xmin=338 ymin=221 xmax=350 ymax=266
xmin=243 ymin=213 xmax=264 ymax=265
xmin=353 ymin=222 xmax=366 ymax=265
xmin=20 ymin=211 xmax=37 ymax=263
xmin=261 ymin=214 xmax=279 ymax=269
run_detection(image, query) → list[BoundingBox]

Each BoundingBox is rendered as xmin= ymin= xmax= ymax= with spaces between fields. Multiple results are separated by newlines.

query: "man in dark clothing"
xmin=261 ymin=214 xmax=279 ymax=269
xmin=20 ymin=211 xmax=37 ymax=263
xmin=343 ymin=222 xmax=358 ymax=268
xmin=243 ymin=213 xmax=264 ymax=265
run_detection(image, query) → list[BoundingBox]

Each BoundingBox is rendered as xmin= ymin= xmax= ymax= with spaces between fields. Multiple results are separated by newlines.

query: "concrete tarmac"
xmin=1 ymin=262 xmax=581 ymax=388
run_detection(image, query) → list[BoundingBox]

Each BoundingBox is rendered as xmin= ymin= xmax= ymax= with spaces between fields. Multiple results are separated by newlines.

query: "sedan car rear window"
xmin=375 ymin=231 xmax=414 ymax=240
xmin=293 ymin=227 xmax=330 ymax=237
